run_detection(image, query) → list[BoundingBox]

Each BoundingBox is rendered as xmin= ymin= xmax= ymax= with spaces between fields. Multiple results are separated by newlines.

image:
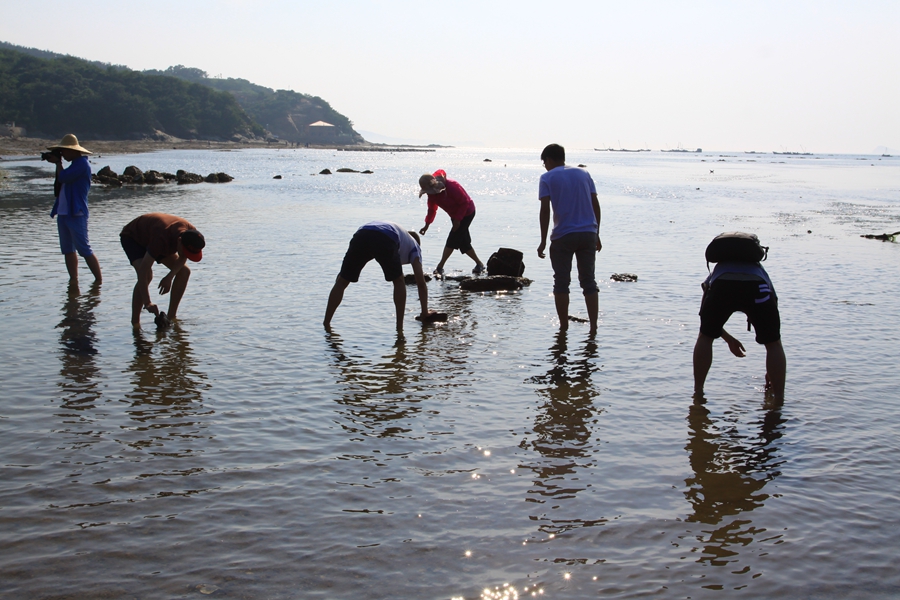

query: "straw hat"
xmin=48 ymin=134 xmax=92 ymax=155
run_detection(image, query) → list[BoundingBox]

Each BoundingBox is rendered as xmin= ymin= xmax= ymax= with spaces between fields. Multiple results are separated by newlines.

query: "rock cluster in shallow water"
xmin=92 ymin=165 xmax=233 ymax=186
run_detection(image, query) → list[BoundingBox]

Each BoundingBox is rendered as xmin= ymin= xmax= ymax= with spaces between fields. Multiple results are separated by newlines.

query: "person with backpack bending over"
xmin=693 ymin=232 xmax=786 ymax=400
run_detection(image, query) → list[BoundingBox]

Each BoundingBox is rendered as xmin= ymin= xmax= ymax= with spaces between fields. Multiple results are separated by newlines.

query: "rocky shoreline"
xmin=0 ymin=137 xmax=445 ymax=159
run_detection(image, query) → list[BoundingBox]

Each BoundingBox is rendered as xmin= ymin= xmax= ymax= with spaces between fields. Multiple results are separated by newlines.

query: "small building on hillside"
xmin=0 ymin=122 xmax=26 ymax=137
xmin=307 ymin=121 xmax=338 ymax=143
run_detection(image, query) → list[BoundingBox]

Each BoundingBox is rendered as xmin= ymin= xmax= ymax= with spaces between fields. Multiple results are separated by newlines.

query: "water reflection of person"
xmin=524 ymin=332 xmax=601 ymax=509
xmin=683 ymin=395 xmax=786 ymax=565
xmin=125 ymin=325 xmax=210 ymax=452
xmin=325 ymin=330 xmax=422 ymax=438
xmin=56 ymin=280 xmax=102 ymax=411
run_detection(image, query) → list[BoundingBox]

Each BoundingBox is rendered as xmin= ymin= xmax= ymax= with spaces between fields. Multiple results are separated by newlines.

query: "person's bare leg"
xmin=464 ymin=247 xmax=484 ymax=269
xmin=166 ymin=265 xmax=191 ymax=321
xmin=554 ymin=292 xmax=569 ymax=331
xmin=324 ymin=275 xmax=350 ymax=327
xmin=392 ymin=276 xmax=407 ymax=333
xmin=131 ymin=259 xmax=150 ymax=328
xmin=131 ymin=280 xmax=144 ymax=328
xmin=435 ymin=245 xmax=454 ymax=271
xmin=64 ymin=252 xmax=78 ymax=282
xmin=585 ymin=292 xmax=599 ymax=336
xmin=764 ymin=340 xmax=786 ymax=400
xmin=693 ymin=333 xmax=715 ymax=396
xmin=84 ymin=253 xmax=102 ymax=283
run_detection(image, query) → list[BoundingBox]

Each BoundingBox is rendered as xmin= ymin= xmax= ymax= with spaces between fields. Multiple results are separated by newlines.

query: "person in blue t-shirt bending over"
xmin=324 ymin=221 xmax=436 ymax=335
xmin=537 ymin=144 xmax=602 ymax=335
xmin=47 ymin=134 xmax=102 ymax=284
xmin=693 ymin=258 xmax=787 ymax=400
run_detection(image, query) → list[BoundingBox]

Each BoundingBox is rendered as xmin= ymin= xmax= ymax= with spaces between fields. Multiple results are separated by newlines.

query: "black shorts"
xmin=120 ymin=235 xmax=148 ymax=264
xmin=446 ymin=211 xmax=475 ymax=254
xmin=699 ymin=279 xmax=781 ymax=344
xmin=339 ymin=228 xmax=402 ymax=282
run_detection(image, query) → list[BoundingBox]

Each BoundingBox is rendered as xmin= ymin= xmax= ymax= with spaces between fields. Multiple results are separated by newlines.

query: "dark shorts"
xmin=699 ymin=278 xmax=781 ymax=344
xmin=445 ymin=211 xmax=475 ymax=254
xmin=549 ymin=231 xmax=599 ymax=295
xmin=120 ymin=235 xmax=149 ymax=264
xmin=339 ymin=228 xmax=402 ymax=282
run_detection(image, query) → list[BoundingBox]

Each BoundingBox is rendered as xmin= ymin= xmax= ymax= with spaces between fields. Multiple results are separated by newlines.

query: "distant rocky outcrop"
xmin=90 ymin=165 xmax=232 ymax=186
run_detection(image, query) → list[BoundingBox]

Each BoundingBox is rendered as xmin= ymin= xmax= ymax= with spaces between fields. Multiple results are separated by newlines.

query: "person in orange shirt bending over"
xmin=418 ymin=169 xmax=485 ymax=276
xmin=120 ymin=213 xmax=205 ymax=329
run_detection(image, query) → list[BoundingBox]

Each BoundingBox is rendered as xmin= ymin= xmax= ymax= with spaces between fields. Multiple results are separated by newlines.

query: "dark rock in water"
xmin=416 ymin=311 xmax=448 ymax=322
xmin=568 ymin=315 xmax=589 ymax=323
xmin=216 ymin=172 xmax=234 ymax=183
xmin=97 ymin=165 xmax=118 ymax=179
xmin=320 ymin=169 xmax=332 ymax=175
xmin=154 ymin=311 xmax=171 ymax=329
xmin=404 ymin=273 xmax=433 ymax=284
xmin=123 ymin=165 xmax=143 ymax=179
xmin=361 ymin=170 xmax=374 ymax=174
xmin=95 ymin=174 xmax=122 ymax=186
xmin=119 ymin=174 xmax=135 ymax=184
xmin=336 ymin=168 xmax=359 ymax=173
xmin=459 ymin=275 xmax=531 ymax=292
xmin=273 ymin=175 xmax=283 ymax=179
xmin=205 ymin=173 xmax=219 ymax=183
xmin=144 ymin=170 xmax=165 ymax=184
xmin=577 ymin=164 xmax=587 ymax=168
xmin=483 ymin=158 xmax=492 ymax=162
xmin=176 ymin=170 xmax=203 ymax=184
xmin=611 ymin=273 xmax=638 ymax=282
xmin=861 ymin=231 xmax=899 ymax=241
xmin=162 ymin=172 xmax=176 ymax=181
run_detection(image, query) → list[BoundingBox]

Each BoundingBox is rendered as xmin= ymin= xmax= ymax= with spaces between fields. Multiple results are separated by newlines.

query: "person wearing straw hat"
xmin=47 ymin=134 xmax=102 ymax=283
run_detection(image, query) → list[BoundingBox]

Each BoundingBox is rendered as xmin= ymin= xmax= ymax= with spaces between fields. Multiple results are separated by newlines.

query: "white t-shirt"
xmin=539 ymin=165 xmax=598 ymax=240
xmin=360 ymin=221 xmax=422 ymax=265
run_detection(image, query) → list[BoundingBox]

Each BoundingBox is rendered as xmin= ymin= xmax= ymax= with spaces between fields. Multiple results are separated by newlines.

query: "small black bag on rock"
xmin=486 ymin=248 xmax=525 ymax=277
xmin=705 ymin=232 xmax=768 ymax=264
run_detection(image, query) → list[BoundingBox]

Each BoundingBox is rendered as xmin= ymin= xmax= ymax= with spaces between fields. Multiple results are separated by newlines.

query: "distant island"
xmin=0 ymin=41 xmax=366 ymax=146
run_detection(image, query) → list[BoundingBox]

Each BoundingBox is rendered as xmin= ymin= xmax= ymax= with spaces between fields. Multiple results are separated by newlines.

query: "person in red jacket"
xmin=418 ymin=169 xmax=485 ymax=276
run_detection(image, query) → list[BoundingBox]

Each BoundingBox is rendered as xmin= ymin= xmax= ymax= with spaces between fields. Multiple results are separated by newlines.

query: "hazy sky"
xmin=2 ymin=0 xmax=898 ymax=152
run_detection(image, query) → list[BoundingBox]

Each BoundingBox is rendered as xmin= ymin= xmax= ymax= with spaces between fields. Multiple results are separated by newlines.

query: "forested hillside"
xmin=0 ymin=47 xmax=261 ymax=140
xmin=145 ymin=65 xmax=362 ymax=144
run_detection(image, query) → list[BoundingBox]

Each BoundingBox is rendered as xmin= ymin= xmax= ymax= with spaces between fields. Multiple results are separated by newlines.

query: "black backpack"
xmin=705 ymin=232 xmax=768 ymax=268
xmin=486 ymin=248 xmax=525 ymax=277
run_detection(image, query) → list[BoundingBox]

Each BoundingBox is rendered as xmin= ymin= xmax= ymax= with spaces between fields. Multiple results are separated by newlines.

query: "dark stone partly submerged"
xmin=459 ymin=275 xmax=531 ymax=292
xmin=611 ymin=273 xmax=638 ymax=282
xmin=404 ymin=273 xmax=433 ymax=284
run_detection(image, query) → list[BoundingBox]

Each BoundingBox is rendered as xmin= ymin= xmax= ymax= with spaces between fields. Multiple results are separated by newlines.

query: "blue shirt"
xmin=359 ymin=221 xmax=422 ymax=265
xmin=706 ymin=261 xmax=774 ymax=291
xmin=51 ymin=156 xmax=92 ymax=217
xmin=538 ymin=165 xmax=598 ymax=240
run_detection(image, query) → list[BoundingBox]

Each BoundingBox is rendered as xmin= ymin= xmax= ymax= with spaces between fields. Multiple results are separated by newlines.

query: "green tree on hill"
xmin=0 ymin=48 xmax=261 ymax=140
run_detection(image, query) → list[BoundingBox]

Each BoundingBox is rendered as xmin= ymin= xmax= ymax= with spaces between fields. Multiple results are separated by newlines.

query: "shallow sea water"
xmin=1 ymin=148 xmax=899 ymax=599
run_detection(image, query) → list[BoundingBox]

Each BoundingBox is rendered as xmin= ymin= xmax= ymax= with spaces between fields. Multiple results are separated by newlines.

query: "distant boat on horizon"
xmin=661 ymin=147 xmax=702 ymax=153
xmin=595 ymin=147 xmax=651 ymax=152
xmin=773 ymin=151 xmax=813 ymax=156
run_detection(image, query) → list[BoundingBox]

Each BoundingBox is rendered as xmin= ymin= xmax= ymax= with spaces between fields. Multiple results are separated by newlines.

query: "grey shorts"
xmin=549 ymin=231 xmax=599 ymax=295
